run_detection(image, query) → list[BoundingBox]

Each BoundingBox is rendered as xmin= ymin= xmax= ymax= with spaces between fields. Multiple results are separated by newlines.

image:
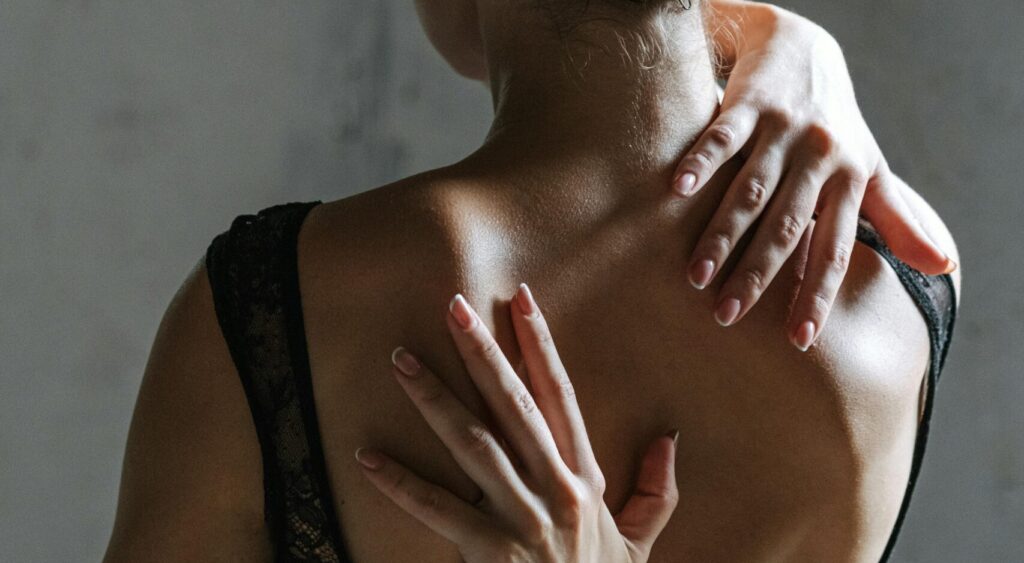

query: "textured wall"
xmin=0 ymin=1 xmax=1019 ymax=561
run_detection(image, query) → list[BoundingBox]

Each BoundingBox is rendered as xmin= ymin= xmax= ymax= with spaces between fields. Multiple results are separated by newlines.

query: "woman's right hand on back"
xmin=354 ymin=284 xmax=680 ymax=562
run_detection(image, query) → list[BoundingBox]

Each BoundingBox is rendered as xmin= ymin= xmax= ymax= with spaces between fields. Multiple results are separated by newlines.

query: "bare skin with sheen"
xmin=105 ymin=2 xmax=961 ymax=562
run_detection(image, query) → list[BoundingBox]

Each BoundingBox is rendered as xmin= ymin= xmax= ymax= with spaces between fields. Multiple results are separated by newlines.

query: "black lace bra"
xmin=205 ymin=200 xmax=957 ymax=562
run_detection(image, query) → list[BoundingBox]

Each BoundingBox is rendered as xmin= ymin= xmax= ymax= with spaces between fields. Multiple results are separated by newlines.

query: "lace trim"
xmin=206 ymin=200 xmax=347 ymax=562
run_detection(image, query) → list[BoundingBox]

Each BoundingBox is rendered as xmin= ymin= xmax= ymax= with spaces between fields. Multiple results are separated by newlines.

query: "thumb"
xmin=615 ymin=431 xmax=680 ymax=561
xmin=860 ymin=171 xmax=956 ymax=275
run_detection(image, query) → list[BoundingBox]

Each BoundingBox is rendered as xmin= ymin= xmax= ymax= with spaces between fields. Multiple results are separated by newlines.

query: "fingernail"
xmin=672 ymin=172 xmax=697 ymax=197
xmin=355 ymin=447 xmax=385 ymax=471
xmin=941 ymin=256 xmax=958 ymax=274
xmin=391 ymin=346 xmax=421 ymax=377
xmin=714 ymin=297 xmax=741 ymax=327
xmin=666 ymin=428 xmax=680 ymax=446
xmin=449 ymin=293 xmax=477 ymax=331
xmin=688 ymin=259 xmax=715 ymax=290
xmin=793 ymin=320 xmax=816 ymax=352
xmin=516 ymin=283 xmax=537 ymax=317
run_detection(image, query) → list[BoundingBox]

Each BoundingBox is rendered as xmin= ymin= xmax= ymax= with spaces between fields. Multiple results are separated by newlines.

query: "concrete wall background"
xmin=1 ymin=1 xmax=1020 ymax=561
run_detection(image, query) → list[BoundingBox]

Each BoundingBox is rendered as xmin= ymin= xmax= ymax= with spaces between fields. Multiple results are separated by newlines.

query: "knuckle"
xmin=738 ymin=178 xmax=768 ymax=210
xmin=809 ymin=291 xmax=833 ymax=317
xmin=704 ymin=231 xmax=733 ymax=256
xmin=804 ymin=123 xmax=836 ymax=157
xmin=705 ymin=123 xmax=736 ymax=148
xmin=739 ymin=267 xmax=766 ymax=294
xmin=588 ymin=472 xmax=607 ymax=497
xmin=556 ymin=376 xmax=577 ymax=402
xmin=844 ymin=169 xmax=870 ymax=190
xmin=535 ymin=327 xmax=555 ymax=348
xmin=836 ymin=169 xmax=869 ymax=198
xmin=762 ymin=108 xmax=794 ymax=130
xmin=864 ymin=172 xmax=886 ymax=195
xmin=640 ymin=480 xmax=679 ymax=510
xmin=775 ymin=213 xmax=804 ymax=245
xmin=825 ymin=244 xmax=851 ymax=272
xmin=417 ymin=378 xmax=447 ymax=404
xmin=460 ymin=424 xmax=495 ymax=453
xmin=387 ymin=468 xmax=408 ymax=494
xmin=475 ymin=337 xmax=503 ymax=363
xmin=552 ymin=484 xmax=586 ymax=527
xmin=514 ymin=389 xmax=538 ymax=416
xmin=687 ymin=151 xmax=714 ymax=171
xmin=415 ymin=487 xmax=445 ymax=513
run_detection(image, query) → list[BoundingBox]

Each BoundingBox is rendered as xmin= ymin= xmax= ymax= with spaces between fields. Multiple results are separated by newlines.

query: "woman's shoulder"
xmin=298 ymin=169 xmax=486 ymax=296
xmin=106 ymin=258 xmax=270 ymax=561
xmin=802 ymin=178 xmax=960 ymax=395
xmin=108 ymin=177 xmax=463 ymax=560
xmin=818 ymin=181 xmax=960 ymax=418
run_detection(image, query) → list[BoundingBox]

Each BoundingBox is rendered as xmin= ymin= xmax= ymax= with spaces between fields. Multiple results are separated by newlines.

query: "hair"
xmin=530 ymin=0 xmax=709 ymax=76
xmin=535 ymin=0 xmax=696 ymax=34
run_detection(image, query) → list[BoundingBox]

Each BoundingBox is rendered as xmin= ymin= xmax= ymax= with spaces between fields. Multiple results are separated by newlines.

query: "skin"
xmin=675 ymin=2 xmax=956 ymax=352
xmin=105 ymin=1 xmax=963 ymax=562
xmin=423 ymin=0 xmax=957 ymax=349
xmin=355 ymin=288 xmax=679 ymax=561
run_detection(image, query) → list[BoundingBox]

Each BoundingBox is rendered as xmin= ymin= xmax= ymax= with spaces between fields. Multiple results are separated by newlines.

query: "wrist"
xmin=734 ymin=3 xmax=785 ymax=56
xmin=705 ymin=1 xmax=780 ymax=66
xmin=708 ymin=1 xmax=835 ymax=64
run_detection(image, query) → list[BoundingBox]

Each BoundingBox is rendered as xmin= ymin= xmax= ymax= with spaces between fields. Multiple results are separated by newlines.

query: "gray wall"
xmin=0 ymin=1 xmax=1019 ymax=561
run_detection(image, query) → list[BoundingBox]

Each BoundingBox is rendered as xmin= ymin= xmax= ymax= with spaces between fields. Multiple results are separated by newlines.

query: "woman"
xmin=104 ymin=1 xmax=960 ymax=561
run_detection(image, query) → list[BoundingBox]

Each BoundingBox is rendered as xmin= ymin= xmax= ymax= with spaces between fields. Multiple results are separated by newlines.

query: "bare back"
xmin=295 ymin=162 xmax=935 ymax=562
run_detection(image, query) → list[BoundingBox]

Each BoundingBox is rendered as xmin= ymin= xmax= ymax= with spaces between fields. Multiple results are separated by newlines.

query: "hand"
xmin=355 ymin=284 xmax=679 ymax=562
xmin=673 ymin=3 xmax=957 ymax=350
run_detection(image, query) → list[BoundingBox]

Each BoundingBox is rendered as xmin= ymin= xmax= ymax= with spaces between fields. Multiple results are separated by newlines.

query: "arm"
xmin=104 ymin=261 xmax=271 ymax=562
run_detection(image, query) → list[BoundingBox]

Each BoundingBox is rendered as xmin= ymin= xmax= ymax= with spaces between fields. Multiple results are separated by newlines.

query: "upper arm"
xmin=104 ymin=259 xmax=271 ymax=562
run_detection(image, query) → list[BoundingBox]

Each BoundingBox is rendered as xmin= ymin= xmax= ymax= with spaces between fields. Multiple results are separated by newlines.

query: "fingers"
xmin=355 ymin=447 xmax=490 ymax=545
xmin=446 ymin=294 xmax=567 ymax=482
xmin=614 ymin=431 xmax=680 ymax=560
xmin=712 ymin=149 xmax=832 ymax=327
xmin=860 ymin=171 xmax=956 ymax=275
xmin=787 ymin=173 xmax=866 ymax=351
xmin=509 ymin=283 xmax=601 ymax=482
xmin=388 ymin=347 xmax=533 ymax=511
xmin=672 ymin=106 xmax=758 ymax=197
xmin=686 ymin=134 xmax=786 ymax=290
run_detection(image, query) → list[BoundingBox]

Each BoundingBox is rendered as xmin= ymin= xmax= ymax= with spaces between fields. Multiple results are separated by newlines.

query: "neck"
xmin=462 ymin=4 xmax=719 ymax=191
